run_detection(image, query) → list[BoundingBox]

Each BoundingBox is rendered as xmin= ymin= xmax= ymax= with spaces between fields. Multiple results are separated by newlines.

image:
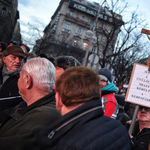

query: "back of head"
xmin=56 ymin=66 xmax=100 ymax=107
xmin=98 ymin=68 xmax=112 ymax=84
xmin=55 ymin=56 xmax=81 ymax=70
xmin=23 ymin=57 xmax=55 ymax=92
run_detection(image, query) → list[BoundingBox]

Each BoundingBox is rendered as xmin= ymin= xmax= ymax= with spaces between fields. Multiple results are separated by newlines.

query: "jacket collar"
xmin=11 ymin=90 xmax=56 ymax=119
xmin=36 ymin=99 xmax=103 ymax=148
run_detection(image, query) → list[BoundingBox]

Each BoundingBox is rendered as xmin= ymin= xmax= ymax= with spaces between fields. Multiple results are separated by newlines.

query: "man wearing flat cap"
xmin=0 ymin=45 xmax=25 ymax=113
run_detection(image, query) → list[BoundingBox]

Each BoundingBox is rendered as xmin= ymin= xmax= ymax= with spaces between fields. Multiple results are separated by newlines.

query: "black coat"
xmin=36 ymin=99 xmax=131 ymax=150
xmin=131 ymin=128 xmax=150 ymax=150
xmin=0 ymin=91 xmax=61 ymax=150
xmin=0 ymin=70 xmax=23 ymax=114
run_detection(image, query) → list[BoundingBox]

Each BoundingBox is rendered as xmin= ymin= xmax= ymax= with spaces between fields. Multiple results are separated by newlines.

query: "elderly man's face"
xmin=3 ymin=54 xmax=24 ymax=72
xmin=138 ymin=106 xmax=150 ymax=123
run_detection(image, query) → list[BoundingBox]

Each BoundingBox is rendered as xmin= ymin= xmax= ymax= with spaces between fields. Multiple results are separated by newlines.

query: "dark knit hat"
xmin=98 ymin=68 xmax=112 ymax=84
xmin=2 ymin=45 xmax=25 ymax=58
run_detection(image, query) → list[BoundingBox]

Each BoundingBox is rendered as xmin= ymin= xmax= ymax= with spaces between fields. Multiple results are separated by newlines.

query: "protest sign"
xmin=125 ymin=63 xmax=150 ymax=108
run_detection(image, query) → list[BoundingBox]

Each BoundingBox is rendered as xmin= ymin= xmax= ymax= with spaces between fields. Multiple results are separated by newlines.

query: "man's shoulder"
xmin=102 ymin=93 xmax=116 ymax=102
xmin=41 ymin=115 xmax=130 ymax=150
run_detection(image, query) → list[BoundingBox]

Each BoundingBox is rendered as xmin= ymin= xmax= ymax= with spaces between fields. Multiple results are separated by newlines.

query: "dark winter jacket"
xmin=115 ymin=94 xmax=131 ymax=125
xmin=0 ymin=68 xmax=23 ymax=114
xmin=36 ymin=99 xmax=131 ymax=150
xmin=0 ymin=91 xmax=61 ymax=150
xmin=131 ymin=128 xmax=150 ymax=150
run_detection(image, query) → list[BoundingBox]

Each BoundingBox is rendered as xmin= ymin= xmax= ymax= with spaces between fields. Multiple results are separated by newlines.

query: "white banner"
xmin=125 ymin=63 xmax=150 ymax=108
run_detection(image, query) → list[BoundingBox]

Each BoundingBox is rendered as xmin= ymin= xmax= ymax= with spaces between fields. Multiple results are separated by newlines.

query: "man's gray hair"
xmin=22 ymin=57 xmax=55 ymax=92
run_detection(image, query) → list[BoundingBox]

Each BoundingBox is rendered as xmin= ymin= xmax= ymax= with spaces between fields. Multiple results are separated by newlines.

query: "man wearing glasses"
xmin=131 ymin=106 xmax=150 ymax=150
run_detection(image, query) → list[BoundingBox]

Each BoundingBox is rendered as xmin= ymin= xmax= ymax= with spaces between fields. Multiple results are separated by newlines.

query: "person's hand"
xmin=130 ymin=134 xmax=133 ymax=138
xmin=148 ymin=66 xmax=150 ymax=71
xmin=146 ymin=31 xmax=150 ymax=40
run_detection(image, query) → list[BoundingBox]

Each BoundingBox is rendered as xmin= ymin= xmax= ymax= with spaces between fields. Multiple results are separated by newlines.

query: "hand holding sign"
xmin=141 ymin=28 xmax=150 ymax=41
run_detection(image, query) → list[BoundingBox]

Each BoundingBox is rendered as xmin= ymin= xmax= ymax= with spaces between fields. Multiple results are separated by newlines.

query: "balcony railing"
xmin=62 ymin=28 xmax=71 ymax=34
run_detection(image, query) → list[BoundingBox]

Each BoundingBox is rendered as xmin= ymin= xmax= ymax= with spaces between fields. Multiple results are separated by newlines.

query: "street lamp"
xmin=82 ymin=0 xmax=106 ymax=67
xmin=82 ymin=30 xmax=94 ymax=66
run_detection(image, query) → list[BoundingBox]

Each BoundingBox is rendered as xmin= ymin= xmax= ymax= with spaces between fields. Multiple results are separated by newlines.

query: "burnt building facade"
xmin=0 ymin=0 xmax=20 ymax=44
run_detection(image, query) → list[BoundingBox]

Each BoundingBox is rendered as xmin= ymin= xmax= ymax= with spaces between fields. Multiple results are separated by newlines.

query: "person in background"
xmin=36 ymin=67 xmax=131 ymax=150
xmin=0 ymin=42 xmax=7 ymax=52
xmin=0 ymin=57 xmax=61 ymax=150
xmin=98 ymin=68 xmax=118 ymax=119
xmin=54 ymin=55 xmax=81 ymax=82
xmin=7 ymin=41 xmax=19 ymax=48
xmin=21 ymin=44 xmax=30 ymax=52
xmin=24 ymin=51 xmax=37 ymax=63
xmin=115 ymin=94 xmax=130 ymax=125
xmin=0 ymin=42 xmax=7 ymax=68
xmin=130 ymin=105 xmax=150 ymax=150
xmin=0 ymin=45 xmax=25 ymax=113
xmin=39 ymin=53 xmax=55 ymax=64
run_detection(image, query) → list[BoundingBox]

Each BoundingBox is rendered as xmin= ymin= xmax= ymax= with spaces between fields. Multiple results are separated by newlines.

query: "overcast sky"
xmin=18 ymin=0 xmax=150 ymax=42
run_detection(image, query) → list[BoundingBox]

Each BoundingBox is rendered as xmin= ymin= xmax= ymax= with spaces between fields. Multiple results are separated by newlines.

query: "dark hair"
xmin=56 ymin=67 xmax=100 ymax=107
xmin=40 ymin=54 xmax=55 ymax=64
xmin=55 ymin=56 xmax=81 ymax=70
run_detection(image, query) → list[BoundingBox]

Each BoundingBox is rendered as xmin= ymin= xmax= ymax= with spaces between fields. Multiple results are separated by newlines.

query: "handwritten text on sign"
xmin=126 ymin=63 xmax=150 ymax=107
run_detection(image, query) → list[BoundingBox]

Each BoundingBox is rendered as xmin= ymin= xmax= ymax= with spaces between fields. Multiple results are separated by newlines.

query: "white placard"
xmin=125 ymin=63 xmax=150 ymax=108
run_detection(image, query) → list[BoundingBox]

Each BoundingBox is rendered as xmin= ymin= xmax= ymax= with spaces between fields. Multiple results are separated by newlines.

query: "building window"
xmin=1 ymin=8 xmax=6 ymax=17
xmin=90 ymin=19 xmax=94 ymax=28
xmin=99 ymin=22 xmax=103 ymax=27
xmin=62 ymin=35 xmax=67 ymax=43
xmin=65 ymin=22 xmax=70 ymax=30
xmin=83 ymin=43 xmax=88 ymax=50
xmin=81 ymin=16 xmax=85 ymax=21
xmin=70 ymin=12 xmax=73 ymax=16
xmin=77 ymin=27 xmax=82 ymax=35
xmin=74 ymin=40 xmax=79 ymax=46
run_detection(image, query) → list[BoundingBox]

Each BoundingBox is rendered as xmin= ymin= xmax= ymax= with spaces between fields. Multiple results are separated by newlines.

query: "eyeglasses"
xmin=139 ymin=106 xmax=150 ymax=112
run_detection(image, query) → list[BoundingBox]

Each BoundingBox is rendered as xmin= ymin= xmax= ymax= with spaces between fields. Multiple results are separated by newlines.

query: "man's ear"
xmin=55 ymin=92 xmax=63 ymax=111
xmin=25 ymin=74 xmax=32 ymax=89
xmin=2 ymin=56 xmax=6 ymax=63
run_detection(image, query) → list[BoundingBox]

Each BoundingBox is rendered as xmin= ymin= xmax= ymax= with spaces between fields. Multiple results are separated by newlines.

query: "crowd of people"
xmin=0 ymin=41 xmax=149 ymax=150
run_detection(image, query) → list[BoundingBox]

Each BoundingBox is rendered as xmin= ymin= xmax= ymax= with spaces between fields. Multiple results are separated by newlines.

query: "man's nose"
xmin=141 ymin=108 xmax=146 ymax=112
xmin=15 ymin=57 xmax=20 ymax=63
